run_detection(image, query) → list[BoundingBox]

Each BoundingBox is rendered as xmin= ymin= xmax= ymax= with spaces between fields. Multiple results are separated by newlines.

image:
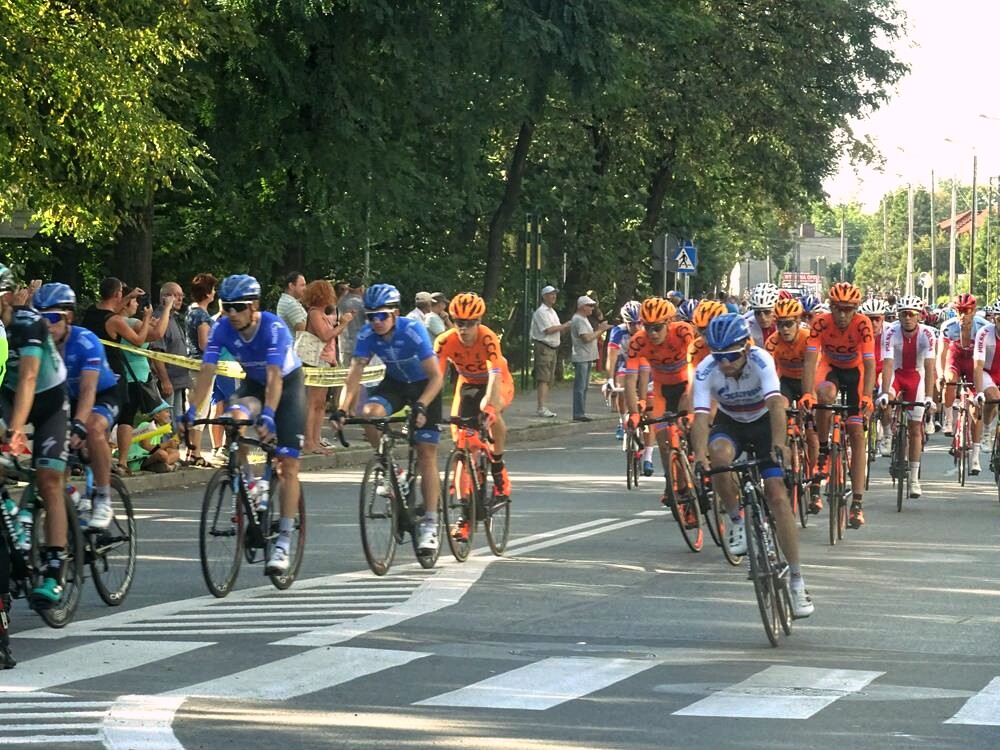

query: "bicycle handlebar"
xmin=639 ymin=410 xmax=688 ymax=427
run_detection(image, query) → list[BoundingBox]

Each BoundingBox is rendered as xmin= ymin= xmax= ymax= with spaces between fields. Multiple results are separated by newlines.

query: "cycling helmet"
xmin=815 ymin=302 xmax=830 ymax=313
xmin=749 ymin=282 xmax=779 ymax=310
xmin=896 ymin=294 xmax=924 ymax=312
xmin=640 ymin=297 xmax=675 ymax=325
xmin=777 ymin=289 xmax=795 ymax=300
xmin=800 ymin=293 xmax=821 ymax=314
xmin=218 ymin=274 xmax=261 ymax=302
xmin=666 ymin=289 xmax=683 ymax=301
xmin=692 ymin=300 xmax=726 ymax=329
xmin=363 ymin=282 xmax=401 ymax=311
xmin=0 ymin=263 xmax=15 ymax=293
xmin=677 ymin=299 xmax=699 ymax=322
xmin=885 ymin=303 xmax=898 ymax=319
xmin=923 ymin=309 xmax=938 ymax=325
xmin=828 ymin=282 xmax=862 ymax=306
xmin=859 ymin=298 xmax=887 ymax=317
xmin=619 ymin=300 xmax=641 ymax=324
xmin=954 ymin=292 xmax=977 ymax=312
xmin=33 ymin=282 xmax=76 ymax=311
xmin=705 ymin=313 xmax=751 ymax=351
xmin=448 ymin=292 xmax=486 ymax=320
xmin=992 ymin=298 xmax=1000 ymax=314
xmin=774 ymin=298 xmax=804 ymax=319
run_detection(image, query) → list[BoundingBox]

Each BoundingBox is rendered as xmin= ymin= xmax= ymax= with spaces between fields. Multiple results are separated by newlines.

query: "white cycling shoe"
xmin=416 ymin=519 xmax=439 ymax=552
xmin=266 ymin=545 xmax=290 ymax=574
xmin=908 ymin=477 xmax=922 ymax=498
xmin=87 ymin=502 xmax=114 ymax=530
xmin=790 ymin=586 xmax=814 ymax=618
xmin=727 ymin=522 xmax=747 ymax=555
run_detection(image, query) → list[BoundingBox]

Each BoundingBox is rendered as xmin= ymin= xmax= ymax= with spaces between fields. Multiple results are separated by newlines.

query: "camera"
xmin=138 ymin=294 xmax=151 ymax=310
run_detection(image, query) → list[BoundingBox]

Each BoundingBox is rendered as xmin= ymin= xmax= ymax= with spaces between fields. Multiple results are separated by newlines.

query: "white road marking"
xmin=415 ymin=656 xmax=657 ymax=710
xmin=0 ymin=734 xmax=101 ymax=745
xmin=672 ymin=666 xmax=883 ymax=719
xmin=103 ymin=695 xmax=186 ymax=750
xmin=945 ymin=676 xmax=1000 ymax=725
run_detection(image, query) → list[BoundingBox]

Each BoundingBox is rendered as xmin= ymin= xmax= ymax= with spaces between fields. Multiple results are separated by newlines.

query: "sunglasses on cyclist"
xmin=775 ymin=319 xmax=798 ymax=328
xmin=832 ymin=305 xmax=856 ymax=314
xmin=40 ymin=311 xmax=68 ymax=323
xmin=365 ymin=311 xmax=392 ymax=323
xmin=645 ymin=323 xmax=666 ymax=334
xmin=712 ymin=349 xmax=745 ymax=363
xmin=222 ymin=301 xmax=252 ymax=313
xmin=899 ymin=309 xmax=920 ymax=317
xmin=868 ymin=316 xmax=884 ymax=323
xmin=454 ymin=318 xmax=480 ymax=329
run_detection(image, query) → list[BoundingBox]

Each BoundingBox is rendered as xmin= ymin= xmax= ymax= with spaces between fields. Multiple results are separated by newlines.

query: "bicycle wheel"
xmin=744 ymin=495 xmax=780 ymax=646
xmin=667 ymin=450 xmax=702 ymax=552
xmin=838 ymin=440 xmax=850 ymax=540
xmin=864 ymin=418 xmax=877 ymax=490
xmin=32 ymin=496 xmax=84 ymax=628
xmin=359 ymin=456 xmax=398 ymax=576
xmin=765 ymin=503 xmax=792 ymax=636
xmin=89 ymin=476 xmax=137 ymax=606
xmin=790 ymin=438 xmax=808 ymax=529
xmin=894 ymin=422 xmax=908 ymax=513
xmin=699 ymin=479 xmax=723 ymax=547
xmin=410 ymin=468 xmax=442 ymax=569
xmin=199 ymin=468 xmax=244 ymax=598
xmin=958 ymin=408 xmax=968 ymax=487
xmin=443 ymin=449 xmax=476 ymax=561
xmin=267 ymin=476 xmax=306 ymax=590
xmin=480 ymin=460 xmax=511 ymax=555
xmin=827 ymin=442 xmax=842 ymax=546
xmin=625 ymin=437 xmax=635 ymax=490
xmin=712 ymin=477 xmax=742 ymax=566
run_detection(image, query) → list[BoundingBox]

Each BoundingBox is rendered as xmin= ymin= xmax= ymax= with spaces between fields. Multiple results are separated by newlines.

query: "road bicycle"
xmin=885 ymin=400 xmax=924 ymax=513
xmin=341 ymin=414 xmax=441 ymax=576
xmin=949 ymin=381 xmax=975 ymax=486
xmin=985 ymin=398 xmax=1000 ymax=504
xmin=784 ymin=406 xmax=809 ymax=528
xmin=189 ymin=417 xmax=306 ymax=597
xmin=0 ymin=453 xmax=84 ymax=628
xmin=813 ymin=402 xmax=852 ymax=546
xmin=864 ymin=403 xmax=880 ymax=491
xmin=441 ymin=415 xmax=511 ymax=560
xmin=643 ymin=412 xmax=703 ymax=553
xmin=701 ymin=455 xmax=792 ymax=647
xmin=623 ymin=416 xmax=645 ymax=490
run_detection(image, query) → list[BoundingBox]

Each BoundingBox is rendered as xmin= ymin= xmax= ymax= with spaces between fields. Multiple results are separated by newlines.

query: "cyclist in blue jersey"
xmin=182 ymin=274 xmax=306 ymax=575
xmin=0 ymin=271 xmax=71 ymax=607
xmin=331 ymin=283 xmax=444 ymax=553
xmin=35 ymin=283 xmax=120 ymax=530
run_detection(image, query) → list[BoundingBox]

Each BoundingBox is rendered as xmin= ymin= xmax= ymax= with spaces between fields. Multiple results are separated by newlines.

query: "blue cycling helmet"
xmin=0 ymin=263 xmax=15 ymax=293
xmin=677 ymin=298 xmax=699 ymax=321
xmin=363 ymin=283 xmax=401 ymax=311
xmin=800 ymin=293 xmax=821 ymax=313
xmin=705 ymin=313 xmax=751 ymax=351
xmin=218 ymin=274 xmax=261 ymax=302
xmin=33 ymin=282 xmax=77 ymax=310
xmin=619 ymin=300 xmax=641 ymax=324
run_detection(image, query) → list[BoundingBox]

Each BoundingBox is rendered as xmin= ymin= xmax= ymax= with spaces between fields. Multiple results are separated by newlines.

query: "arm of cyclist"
xmin=183 ymin=361 xmax=218 ymax=428
xmin=799 ymin=348 xmax=819 ymax=409
xmin=6 ymin=354 xmax=40 ymax=450
xmin=623 ymin=369 xmax=640 ymax=423
xmin=767 ymin=393 xmax=786 ymax=465
xmin=255 ymin=363 xmax=284 ymax=440
xmin=690 ymin=410 xmax=710 ymax=472
xmin=413 ymin=356 xmax=444 ymax=429
xmin=331 ymin=356 xmax=368 ymax=428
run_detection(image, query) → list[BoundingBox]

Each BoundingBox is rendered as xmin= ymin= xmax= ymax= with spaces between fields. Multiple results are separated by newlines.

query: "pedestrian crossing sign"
xmin=675 ymin=242 xmax=697 ymax=274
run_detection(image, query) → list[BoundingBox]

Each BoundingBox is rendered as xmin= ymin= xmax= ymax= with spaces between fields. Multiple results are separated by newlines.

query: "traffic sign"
xmin=675 ymin=241 xmax=697 ymax=274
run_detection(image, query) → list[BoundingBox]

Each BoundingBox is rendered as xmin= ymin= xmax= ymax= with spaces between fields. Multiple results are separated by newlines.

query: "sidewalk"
xmin=119 ymin=381 xmax=618 ymax=494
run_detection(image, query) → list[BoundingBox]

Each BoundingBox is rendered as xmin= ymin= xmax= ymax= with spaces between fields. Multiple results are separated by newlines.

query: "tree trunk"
xmin=639 ymin=150 xmax=675 ymax=238
xmin=114 ymin=201 xmax=154 ymax=292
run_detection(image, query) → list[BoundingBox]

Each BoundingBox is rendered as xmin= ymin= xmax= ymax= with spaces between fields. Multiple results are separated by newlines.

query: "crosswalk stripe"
xmin=415 ymin=657 xmax=658 ymax=710
xmin=103 ymin=695 xmax=185 ymax=750
xmin=0 ymin=734 xmax=101 ymax=745
xmin=508 ymin=518 xmax=651 ymax=556
xmin=672 ymin=666 xmax=883 ymax=719
xmin=945 ymin=676 xmax=1000 ymax=725
xmin=0 ymin=640 xmax=214 ymax=693
xmin=164 ymin=646 xmax=430 ymax=700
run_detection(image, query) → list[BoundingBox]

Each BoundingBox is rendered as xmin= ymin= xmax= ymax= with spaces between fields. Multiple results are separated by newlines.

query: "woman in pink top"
xmin=303 ymin=280 xmax=352 ymax=453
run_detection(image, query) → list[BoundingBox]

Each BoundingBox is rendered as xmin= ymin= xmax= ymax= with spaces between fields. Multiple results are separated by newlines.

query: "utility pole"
xmin=971 ymin=154 xmax=978 ymax=294
xmin=950 ymin=178 xmax=958 ymax=297
xmin=930 ymin=172 xmax=937 ymax=303
xmin=840 ymin=208 xmax=846 ymax=281
xmin=906 ymin=183 xmax=914 ymax=295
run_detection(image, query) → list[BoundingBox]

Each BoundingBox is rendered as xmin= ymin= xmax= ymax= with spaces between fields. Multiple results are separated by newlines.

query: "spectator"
xmin=184 ymin=272 xmax=218 ymax=467
xmin=570 ymin=295 xmax=612 ymax=421
xmin=277 ymin=271 xmax=308 ymax=333
xmin=427 ymin=292 xmax=449 ymax=339
xmin=406 ymin=291 xmax=433 ymax=326
xmin=114 ymin=421 xmax=180 ymax=474
xmin=338 ymin=278 xmax=365 ymax=362
xmin=302 ymin=280 xmax=353 ymax=454
xmin=530 ymin=284 xmax=571 ymax=418
xmin=150 ymin=282 xmax=192 ymax=419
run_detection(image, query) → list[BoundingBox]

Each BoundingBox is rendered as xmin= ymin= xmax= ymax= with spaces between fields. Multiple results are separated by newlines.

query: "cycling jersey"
xmin=353 ymin=316 xmax=435 ymax=384
xmin=61 ymin=326 xmax=118 ymax=399
xmin=743 ymin=310 xmax=776 ymax=346
xmin=1 ymin=307 xmax=67 ymax=393
xmin=806 ymin=311 xmax=875 ymax=370
xmin=941 ymin=315 xmax=988 ymax=382
xmin=764 ymin=328 xmax=808 ymax=380
xmin=974 ymin=322 xmax=1000 ymax=377
xmin=203 ymin=311 xmax=300 ymax=383
xmin=882 ymin=322 xmax=935 ymax=372
xmin=607 ymin=323 xmax=632 ymax=373
xmin=625 ymin=322 xmax=695 ymax=385
xmin=688 ymin=336 xmax=710 ymax=370
xmin=692 ymin=346 xmax=782 ymax=423
xmin=434 ymin=325 xmax=508 ymax=384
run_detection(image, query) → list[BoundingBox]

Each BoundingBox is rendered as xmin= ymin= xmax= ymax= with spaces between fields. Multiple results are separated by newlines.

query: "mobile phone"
xmin=138 ymin=294 xmax=151 ymax=310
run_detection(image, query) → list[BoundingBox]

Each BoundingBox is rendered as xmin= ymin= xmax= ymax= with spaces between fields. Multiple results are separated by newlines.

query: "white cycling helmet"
xmin=896 ymin=294 xmax=924 ymax=313
xmin=859 ymin=298 xmax=887 ymax=316
xmin=815 ymin=302 xmax=830 ymax=313
xmin=619 ymin=300 xmax=641 ymax=324
xmin=749 ymin=282 xmax=779 ymax=310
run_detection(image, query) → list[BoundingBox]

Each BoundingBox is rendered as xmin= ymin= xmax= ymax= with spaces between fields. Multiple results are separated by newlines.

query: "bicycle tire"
xmin=713 ymin=478 xmax=742 ymax=566
xmin=33 ymin=496 xmax=84 ymax=628
xmin=744 ymin=493 xmax=780 ymax=647
xmin=668 ymin=450 xmax=702 ymax=553
xmin=625 ymin=438 xmax=635 ymax=490
xmin=199 ymin=468 xmax=244 ymax=597
xmin=89 ymin=476 xmax=137 ymax=606
xmin=838 ymin=440 xmax=849 ymax=540
xmin=480 ymin=459 xmax=511 ymax=555
xmin=895 ymin=421 xmax=908 ymax=513
xmin=766 ymin=503 xmax=792 ymax=636
xmin=958 ymin=408 xmax=968 ymax=487
xmin=443 ymin=449 xmax=475 ymax=561
xmin=699 ymin=480 xmax=723 ymax=547
xmin=359 ymin=456 xmax=398 ymax=576
xmin=266 ymin=477 xmax=306 ymax=590
xmin=791 ymin=438 xmax=808 ymax=529
xmin=864 ymin=420 xmax=877 ymax=491
xmin=827 ymin=441 xmax=840 ymax=546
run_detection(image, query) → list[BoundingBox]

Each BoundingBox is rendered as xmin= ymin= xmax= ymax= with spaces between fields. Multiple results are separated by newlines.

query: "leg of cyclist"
xmin=85 ymin=409 xmax=115 ymax=528
xmin=810 ymin=379 xmax=838 ymax=513
xmin=707 ymin=436 xmax=743 ymax=552
xmin=763 ymin=473 xmax=813 ymax=617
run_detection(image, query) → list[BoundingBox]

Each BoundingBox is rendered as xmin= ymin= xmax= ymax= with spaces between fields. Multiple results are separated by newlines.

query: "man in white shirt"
xmin=406 ymin=291 xmax=433 ymax=326
xmin=530 ymin=284 xmax=571 ymax=417
xmin=426 ymin=292 xmax=449 ymax=338
xmin=276 ymin=271 xmax=307 ymax=333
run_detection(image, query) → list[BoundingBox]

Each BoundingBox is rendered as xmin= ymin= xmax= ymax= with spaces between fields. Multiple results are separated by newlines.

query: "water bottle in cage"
xmin=2 ymin=496 xmax=26 ymax=551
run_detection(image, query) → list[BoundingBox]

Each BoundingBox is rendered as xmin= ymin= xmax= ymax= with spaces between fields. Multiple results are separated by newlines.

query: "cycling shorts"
xmin=71 ymin=385 xmax=119 ymax=431
xmin=0 ymin=385 xmax=69 ymax=472
xmin=452 ymin=377 xmax=513 ymax=421
xmin=212 ymin=374 xmax=238 ymax=405
xmin=651 ymin=381 xmax=687 ymax=431
xmin=236 ymin=366 xmax=306 ymax=458
xmin=366 ymin=377 xmax=442 ymax=444
xmin=709 ymin=411 xmax=783 ymax=480
xmin=945 ymin=347 xmax=975 ymax=384
xmin=779 ymin=376 xmax=804 ymax=404
xmin=890 ymin=368 xmax=926 ymax=421
xmin=816 ymin=361 xmax=863 ymax=418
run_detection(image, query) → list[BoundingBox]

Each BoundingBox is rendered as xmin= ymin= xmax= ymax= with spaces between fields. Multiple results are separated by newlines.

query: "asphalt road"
xmin=3 ymin=423 xmax=1000 ymax=749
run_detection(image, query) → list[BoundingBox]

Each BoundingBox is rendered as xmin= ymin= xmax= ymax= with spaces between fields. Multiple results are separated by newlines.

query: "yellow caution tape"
xmin=100 ymin=339 xmax=385 ymax=387
xmin=130 ymin=422 xmax=174 ymax=445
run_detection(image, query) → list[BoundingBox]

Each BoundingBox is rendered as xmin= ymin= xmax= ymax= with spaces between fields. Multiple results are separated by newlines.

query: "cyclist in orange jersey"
xmin=624 ymin=297 xmax=695 ymax=506
xmin=800 ymin=282 xmax=875 ymax=529
xmin=434 ymin=293 xmax=514 ymax=498
xmin=689 ymin=300 xmax=726 ymax=372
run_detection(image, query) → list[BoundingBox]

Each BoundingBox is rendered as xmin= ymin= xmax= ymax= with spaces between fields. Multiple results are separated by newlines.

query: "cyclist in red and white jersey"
xmin=973 ymin=313 xmax=1000 ymax=444
xmin=743 ymin=282 xmax=778 ymax=344
xmin=938 ymin=293 xmax=988 ymax=473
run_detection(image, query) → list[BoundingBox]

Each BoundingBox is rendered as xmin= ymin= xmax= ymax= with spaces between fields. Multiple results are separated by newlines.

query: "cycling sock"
xmin=643 ymin=447 xmax=655 ymax=461
xmin=44 ymin=547 xmax=65 ymax=578
xmin=93 ymin=485 xmax=110 ymax=502
xmin=852 ymin=493 xmax=863 ymax=504
xmin=972 ymin=442 xmax=981 ymax=454
xmin=909 ymin=461 xmax=920 ymax=474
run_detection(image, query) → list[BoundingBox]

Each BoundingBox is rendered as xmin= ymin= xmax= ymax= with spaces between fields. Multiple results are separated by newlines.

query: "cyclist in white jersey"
xmin=973 ymin=316 xmax=1000 ymax=439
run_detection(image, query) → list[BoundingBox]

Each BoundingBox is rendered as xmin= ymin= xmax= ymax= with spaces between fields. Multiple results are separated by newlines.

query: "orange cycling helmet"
xmin=691 ymin=300 xmax=726 ymax=328
xmin=954 ymin=293 xmax=977 ymax=312
xmin=828 ymin=282 xmax=862 ymax=306
xmin=774 ymin=298 xmax=804 ymax=319
xmin=640 ymin=297 xmax=675 ymax=324
xmin=449 ymin=292 xmax=486 ymax=320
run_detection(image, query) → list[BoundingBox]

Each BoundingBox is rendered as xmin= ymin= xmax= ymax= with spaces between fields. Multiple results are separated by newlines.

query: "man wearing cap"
xmin=570 ymin=295 xmax=612 ymax=421
xmin=427 ymin=293 xmax=449 ymax=338
xmin=530 ymin=285 xmax=570 ymax=417
xmin=406 ymin=291 xmax=433 ymax=328
xmin=338 ymin=278 xmax=365 ymax=361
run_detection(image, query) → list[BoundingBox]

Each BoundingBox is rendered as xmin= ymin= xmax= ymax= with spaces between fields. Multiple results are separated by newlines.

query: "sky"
xmin=823 ymin=1 xmax=1000 ymax=210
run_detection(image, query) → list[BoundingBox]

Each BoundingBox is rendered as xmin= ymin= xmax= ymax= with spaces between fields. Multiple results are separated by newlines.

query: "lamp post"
xmin=945 ymin=137 xmax=981 ymax=295
xmin=930 ymin=171 xmax=937 ymax=303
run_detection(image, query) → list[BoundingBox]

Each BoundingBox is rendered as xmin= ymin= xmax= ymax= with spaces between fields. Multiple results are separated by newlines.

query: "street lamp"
xmin=944 ymin=137 xmax=978 ymax=294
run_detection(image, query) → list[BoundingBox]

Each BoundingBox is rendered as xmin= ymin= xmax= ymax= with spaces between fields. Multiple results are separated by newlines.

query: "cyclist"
xmin=800 ymin=282 xmax=875 ymax=528
xmin=974 ymin=308 xmax=1000 ymax=453
xmin=0 ymin=267 xmax=12 ymax=667
xmin=689 ymin=300 xmax=726 ymax=371
xmin=33 ymin=283 xmax=120 ymax=529
xmin=624 ymin=297 xmax=695 ymax=508
xmin=606 ymin=301 xmax=656 ymax=474
xmin=433 ymin=292 xmax=514 ymax=524
xmin=182 ymin=274 xmax=305 ymax=574
xmin=744 ymin=282 xmax=779 ymax=344
xmin=860 ymin=298 xmax=892 ymax=456
xmin=800 ymin=293 xmax=822 ymax=327
xmin=0 ymin=267 xmax=71 ymax=606
xmin=877 ymin=295 xmax=936 ymax=498
xmin=690 ymin=313 xmax=813 ymax=618
xmin=332 ymin=283 xmax=444 ymax=553
xmin=938 ymin=293 xmax=988 ymax=473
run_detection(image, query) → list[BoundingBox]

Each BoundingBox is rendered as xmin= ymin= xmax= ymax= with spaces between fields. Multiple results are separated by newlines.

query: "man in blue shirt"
xmin=332 ymin=283 xmax=444 ymax=553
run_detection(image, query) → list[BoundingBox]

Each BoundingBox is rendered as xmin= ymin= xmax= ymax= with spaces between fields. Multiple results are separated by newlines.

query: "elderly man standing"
xmin=530 ymin=285 xmax=570 ymax=418
xmin=427 ymin=292 xmax=449 ymax=338
xmin=150 ymin=281 xmax=192 ymax=418
xmin=570 ymin=294 xmax=612 ymax=421
xmin=338 ymin=278 xmax=365 ymax=360
xmin=277 ymin=271 xmax=308 ymax=333
xmin=406 ymin=291 xmax=433 ymax=327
